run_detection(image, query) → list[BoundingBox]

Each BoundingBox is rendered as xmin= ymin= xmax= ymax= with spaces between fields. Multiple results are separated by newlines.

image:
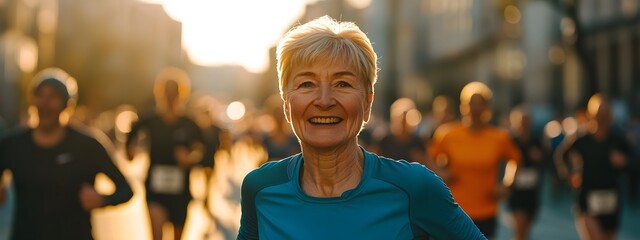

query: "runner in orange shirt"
xmin=429 ymin=82 xmax=521 ymax=239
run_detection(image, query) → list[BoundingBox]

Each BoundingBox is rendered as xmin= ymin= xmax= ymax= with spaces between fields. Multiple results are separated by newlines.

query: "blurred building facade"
xmin=1 ymin=0 xmax=639 ymax=128
xmin=0 ymin=0 xmax=183 ymax=126
xmin=296 ymin=0 xmax=640 ymax=129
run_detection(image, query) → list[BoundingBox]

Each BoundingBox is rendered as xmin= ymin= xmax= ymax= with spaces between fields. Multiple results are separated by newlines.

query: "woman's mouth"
xmin=308 ymin=117 xmax=342 ymax=124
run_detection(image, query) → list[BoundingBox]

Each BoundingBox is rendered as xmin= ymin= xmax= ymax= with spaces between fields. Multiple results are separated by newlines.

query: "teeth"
xmin=309 ymin=117 xmax=341 ymax=124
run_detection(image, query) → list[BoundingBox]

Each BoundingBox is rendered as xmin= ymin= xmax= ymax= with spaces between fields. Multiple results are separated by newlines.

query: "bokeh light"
xmin=562 ymin=117 xmax=578 ymax=136
xmin=37 ymin=7 xmax=57 ymax=34
xmin=115 ymin=110 xmax=138 ymax=134
xmin=504 ymin=5 xmax=521 ymax=24
xmin=544 ymin=120 xmax=562 ymax=138
xmin=226 ymin=101 xmax=246 ymax=121
xmin=18 ymin=38 xmax=38 ymax=73
xmin=405 ymin=109 xmax=422 ymax=127
xmin=548 ymin=45 xmax=566 ymax=65
xmin=27 ymin=105 xmax=39 ymax=128
xmin=256 ymin=114 xmax=276 ymax=133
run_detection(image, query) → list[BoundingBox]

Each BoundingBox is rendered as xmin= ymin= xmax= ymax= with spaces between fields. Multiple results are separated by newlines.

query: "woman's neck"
xmin=299 ymin=142 xmax=364 ymax=197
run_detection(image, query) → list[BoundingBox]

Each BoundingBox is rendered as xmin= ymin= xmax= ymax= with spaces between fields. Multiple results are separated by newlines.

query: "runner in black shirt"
xmin=556 ymin=94 xmax=632 ymax=240
xmin=0 ymin=68 xmax=133 ymax=240
xmin=506 ymin=106 xmax=545 ymax=240
xmin=125 ymin=68 xmax=208 ymax=240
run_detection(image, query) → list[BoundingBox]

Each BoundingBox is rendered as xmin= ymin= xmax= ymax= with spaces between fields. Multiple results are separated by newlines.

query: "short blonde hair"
xmin=276 ymin=15 xmax=377 ymax=99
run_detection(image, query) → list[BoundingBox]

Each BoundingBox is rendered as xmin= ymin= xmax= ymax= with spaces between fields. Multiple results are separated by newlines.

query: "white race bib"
xmin=514 ymin=168 xmax=539 ymax=190
xmin=150 ymin=165 xmax=184 ymax=194
xmin=587 ymin=190 xmax=618 ymax=215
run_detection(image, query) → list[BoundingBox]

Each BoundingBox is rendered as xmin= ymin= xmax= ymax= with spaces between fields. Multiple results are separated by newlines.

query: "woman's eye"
xmin=299 ymin=81 xmax=314 ymax=88
xmin=337 ymin=81 xmax=352 ymax=88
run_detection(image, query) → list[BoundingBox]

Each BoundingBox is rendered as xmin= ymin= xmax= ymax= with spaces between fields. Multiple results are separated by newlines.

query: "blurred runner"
xmin=125 ymin=67 xmax=209 ymax=240
xmin=0 ymin=68 xmax=133 ymax=240
xmin=555 ymin=94 xmax=633 ymax=240
xmin=429 ymin=82 xmax=521 ymax=239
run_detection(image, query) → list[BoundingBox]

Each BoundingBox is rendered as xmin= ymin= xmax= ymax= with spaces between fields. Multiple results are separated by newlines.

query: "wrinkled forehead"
xmin=288 ymin=55 xmax=365 ymax=83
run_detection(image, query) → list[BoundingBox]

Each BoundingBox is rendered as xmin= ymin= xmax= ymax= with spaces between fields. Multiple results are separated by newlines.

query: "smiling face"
xmin=283 ymin=61 xmax=373 ymax=151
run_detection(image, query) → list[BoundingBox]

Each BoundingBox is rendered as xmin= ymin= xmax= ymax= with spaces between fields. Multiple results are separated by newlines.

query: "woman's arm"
xmin=413 ymin=167 xmax=487 ymax=239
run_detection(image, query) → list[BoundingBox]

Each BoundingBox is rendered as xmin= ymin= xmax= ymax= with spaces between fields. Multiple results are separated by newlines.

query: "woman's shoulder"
xmin=375 ymin=154 xmax=424 ymax=172
xmin=242 ymin=154 xmax=299 ymax=192
xmin=368 ymin=152 xmax=442 ymax=191
xmin=255 ymin=156 xmax=296 ymax=174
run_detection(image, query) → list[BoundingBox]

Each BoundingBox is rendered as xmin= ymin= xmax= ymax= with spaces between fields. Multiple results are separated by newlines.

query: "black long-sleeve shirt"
xmin=0 ymin=126 xmax=133 ymax=240
xmin=125 ymin=115 xmax=207 ymax=197
xmin=565 ymin=130 xmax=632 ymax=189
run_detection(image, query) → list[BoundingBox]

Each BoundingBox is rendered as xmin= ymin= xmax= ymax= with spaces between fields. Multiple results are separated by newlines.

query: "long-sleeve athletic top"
xmin=237 ymin=148 xmax=486 ymax=240
xmin=0 ymin=127 xmax=133 ymax=240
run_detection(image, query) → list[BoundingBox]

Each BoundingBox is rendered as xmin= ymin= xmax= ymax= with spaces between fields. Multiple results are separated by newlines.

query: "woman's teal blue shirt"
xmin=237 ymin=149 xmax=486 ymax=240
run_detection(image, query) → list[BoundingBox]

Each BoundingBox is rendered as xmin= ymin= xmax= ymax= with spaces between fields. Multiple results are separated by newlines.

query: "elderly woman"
xmin=237 ymin=16 xmax=484 ymax=240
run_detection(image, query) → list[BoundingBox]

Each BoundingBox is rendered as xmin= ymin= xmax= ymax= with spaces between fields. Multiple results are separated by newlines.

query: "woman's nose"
xmin=314 ymin=85 xmax=336 ymax=109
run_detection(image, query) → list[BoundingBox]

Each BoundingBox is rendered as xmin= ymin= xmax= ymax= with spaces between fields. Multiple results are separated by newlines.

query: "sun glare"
xmin=346 ymin=0 xmax=372 ymax=9
xmin=138 ymin=0 xmax=164 ymax=4
xmin=159 ymin=0 xmax=307 ymax=73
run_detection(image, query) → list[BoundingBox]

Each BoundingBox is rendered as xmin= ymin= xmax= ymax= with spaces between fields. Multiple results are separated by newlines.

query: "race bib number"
xmin=514 ymin=168 xmax=539 ymax=190
xmin=150 ymin=165 xmax=184 ymax=194
xmin=587 ymin=190 xmax=618 ymax=215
